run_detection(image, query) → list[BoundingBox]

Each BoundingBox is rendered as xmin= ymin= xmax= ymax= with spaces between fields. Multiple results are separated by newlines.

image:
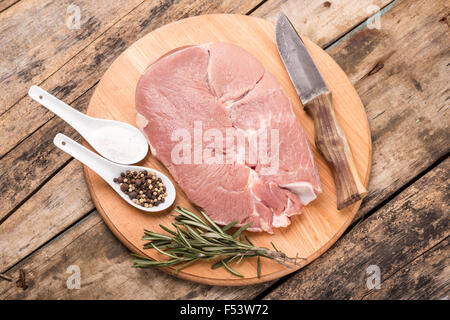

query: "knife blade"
xmin=276 ymin=12 xmax=367 ymax=210
xmin=276 ymin=13 xmax=329 ymax=105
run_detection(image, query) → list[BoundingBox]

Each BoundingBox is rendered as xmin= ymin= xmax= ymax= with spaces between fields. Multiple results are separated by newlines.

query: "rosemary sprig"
xmin=132 ymin=206 xmax=305 ymax=278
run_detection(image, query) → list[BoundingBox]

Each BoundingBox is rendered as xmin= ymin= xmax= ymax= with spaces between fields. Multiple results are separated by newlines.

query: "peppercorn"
xmin=113 ymin=170 xmax=168 ymax=207
xmin=129 ymin=191 xmax=138 ymax=199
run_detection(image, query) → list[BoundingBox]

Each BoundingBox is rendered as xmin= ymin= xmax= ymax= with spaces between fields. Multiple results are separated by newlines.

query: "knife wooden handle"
xmin=304 ymin=91 xmax=367 ymax=210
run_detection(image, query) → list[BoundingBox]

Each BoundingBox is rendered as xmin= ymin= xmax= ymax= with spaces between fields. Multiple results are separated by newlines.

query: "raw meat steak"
xmin=135 ymin=42 xmax=321 ymax=232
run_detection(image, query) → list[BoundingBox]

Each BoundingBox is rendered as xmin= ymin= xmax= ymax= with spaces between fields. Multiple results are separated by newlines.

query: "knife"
xmin=276 ymin=13 xmax=367 ymax=210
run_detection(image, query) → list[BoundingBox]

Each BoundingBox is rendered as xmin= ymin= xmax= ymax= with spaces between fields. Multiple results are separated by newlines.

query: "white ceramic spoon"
xmin=29 ymin=85 xmax=148 ymax=165
xmin=54 ymin=133 xmax=176 ymax=213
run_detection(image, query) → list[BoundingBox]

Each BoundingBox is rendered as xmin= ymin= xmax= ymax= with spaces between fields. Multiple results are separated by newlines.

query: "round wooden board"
xmin=84 ymin=14 xmax=372 ymax=286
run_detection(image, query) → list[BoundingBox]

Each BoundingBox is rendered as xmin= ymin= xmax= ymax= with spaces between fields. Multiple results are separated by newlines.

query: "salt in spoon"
xmin=29 ymin=85 xmax=148 ymax=165
xmin=53 ymin=133 xmax=176 ymax=213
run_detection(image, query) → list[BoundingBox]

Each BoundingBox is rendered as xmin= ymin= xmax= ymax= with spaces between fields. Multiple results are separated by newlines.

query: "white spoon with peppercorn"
xmin=53 ymin=133 xmax=176 ymax=212
xmin=29 ymin=85 xmax=148 ymax=165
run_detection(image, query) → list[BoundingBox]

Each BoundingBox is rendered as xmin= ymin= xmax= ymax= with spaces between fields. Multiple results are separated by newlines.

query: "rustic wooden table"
xmin=0 ymin=0 xmax=448 ymax=300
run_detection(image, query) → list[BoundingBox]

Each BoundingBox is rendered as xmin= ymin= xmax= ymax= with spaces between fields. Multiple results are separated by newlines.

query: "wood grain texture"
xmin=1 ymin=159 xmax=446 ymax=299
xmin=304 ymin=92 xmax=367 ymax=209
xmin=0 ymin=0 xmax=19 ymax=13
xmin=0 ymin=160 xmax=93 ymax=273
xmin=0 ymin=0 xmax=385 ymax=282
xmin=363 ymin=238 xmax=449 ymax=300
xmin=84 ymin=14 xmax=371 ymax=286
xmin=0 ymin=212 xmax=271 ymax=300
xmin=2 ymin=0 xmax=446 ymax=228
xmin=0 ymin=0 xmax=446 ymax=299
xmin=254 ymin=0 xmax=394 ymax=47
xmin=258 ymin=0 xmax=450 ymax=221
xmin=264 ymin=158 xmax=449 ymax=299
xmin=0 ymin=0 xmax=145 ymax=114
xmin=0 ymin=0 xmax=394 ymax=161
xmin=333 ymin=0 xmax=450 ymax=218
xmin=0 ymin=0 xmax=390 ymax=224
xmin=0 ymin=0 xmax=262 ymax=159
xmin=0 ymin=0 xmax=262 ymax=219
xmin=0 ymin=88 xmax=94 ymax=221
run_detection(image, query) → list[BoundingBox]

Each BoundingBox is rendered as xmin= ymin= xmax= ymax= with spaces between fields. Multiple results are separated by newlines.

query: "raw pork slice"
xmin=135 ymin=42 xmax=321 ymax=232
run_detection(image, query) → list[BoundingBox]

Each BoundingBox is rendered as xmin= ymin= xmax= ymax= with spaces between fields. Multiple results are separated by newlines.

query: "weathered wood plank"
xmin=259 ymin=0 xmax=449 ymax=220
xmin=263 ymin=158 xmax=449 ymax=299
xmin=0 ymin=0 xmax=19 ymax=13
xmin=3 ymin=0 xmax=447 ymax=226
xmin=329 ymin=0 xmax=450 ymax=218
xmin=363 ymin=238 xmax=449 ymax=300
xmin=0 ymin=0 xmax=396 ymax=265
xmin=0 ymin=0 xmax=145 ymax=114
xmin=0 ymin=1 xmax=395 ymax=160
xmin=0 ymin=211 xmax=271 ymax=299
xmin=1 ymin=0 xmax=446 ymax=272
xmin=0 ymin=0 xmax=262 ymax=158
xmin=0 ymin=0 xmax=265 ymax=220
xmin=0 ymin=87 xmax=93 ymax=220
xmin=254 ymin=0 xmax=394 ymax=47
xmin=0 ymin=160 xmax=93 ymax=273
xmin=2 ymin=156 xmax=447 ymax=300
xmin=0 ymin=0 xmax=447 ymax=299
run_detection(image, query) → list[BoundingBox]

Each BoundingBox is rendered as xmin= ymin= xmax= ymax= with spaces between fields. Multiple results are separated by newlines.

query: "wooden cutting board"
xmin=84 ymin=14 xmax=372 ymax=286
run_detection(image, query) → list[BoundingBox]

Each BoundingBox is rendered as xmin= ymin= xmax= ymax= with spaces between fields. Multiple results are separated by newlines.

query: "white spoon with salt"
xmin=53 ymin=133 xmax=176 ymax=212
xmin=28 ymin=85 xmax=148 ymax=165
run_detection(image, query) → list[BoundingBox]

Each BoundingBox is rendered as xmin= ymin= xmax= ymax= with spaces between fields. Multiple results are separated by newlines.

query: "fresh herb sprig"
xmin=132 ymin=206 xmax=304 ymax=278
